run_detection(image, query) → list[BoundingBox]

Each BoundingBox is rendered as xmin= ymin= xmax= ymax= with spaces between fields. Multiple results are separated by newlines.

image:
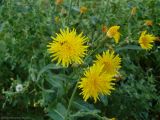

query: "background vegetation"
xmin=0 ymin=0 xmax=160 ymax=120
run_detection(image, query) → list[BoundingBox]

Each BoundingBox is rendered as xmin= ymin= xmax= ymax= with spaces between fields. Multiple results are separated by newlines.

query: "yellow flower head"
xmin=55 ymin=0 xmax=63 ymax=5
xmin=80 ymin=6 xmax=88 ymax=14
xmin=47 ymin=28 xmax=88 ymax=67
xmin=107 ymin=26 xmax=120 ymax=43
xmin=139 ymin=31 xmax=156 ymax=50
xmin=78 ymin=64 xmax=115 ymax=103
xmin=110 ymin=118 xmax=116 ymax=120
xmin=95 ymin=50 xmax=121 ymax=75
xmin=145 ymin=20 xmax=153 ymax=26
xmin=131 ymin=7 xmax=137 ymax=15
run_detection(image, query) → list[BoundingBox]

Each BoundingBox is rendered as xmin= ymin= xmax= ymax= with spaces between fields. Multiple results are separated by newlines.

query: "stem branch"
xmin=67 ymin=0 xmax=73 ymax=25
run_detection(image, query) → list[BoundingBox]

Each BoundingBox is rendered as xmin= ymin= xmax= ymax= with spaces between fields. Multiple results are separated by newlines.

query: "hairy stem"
xmin=65 ymin=82 xmax=78 ymax=120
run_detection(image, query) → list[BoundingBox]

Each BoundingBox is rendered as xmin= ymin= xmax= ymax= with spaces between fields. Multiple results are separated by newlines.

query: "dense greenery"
xmin=0 ymin=0 xmax=160 ymax=120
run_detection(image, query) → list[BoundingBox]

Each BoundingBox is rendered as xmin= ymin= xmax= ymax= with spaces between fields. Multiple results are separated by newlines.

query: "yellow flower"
xmin=80 ymin=6 xmax=87 ymax=14
xmin=55 ymin=0 xmax=63 ymax=5
xmin=47 ymin=28 xmax=88 ymax=67
xmin=95 ymin=50 xmax=121 ymax=75
xmin=131 ymin=7 xmax=137 ymax=15
xmin=107 ymin=26 xmax=120 ymax=43
xmin=139 ymin=31 xmax=156 ymax=50
xmin=78 ymin=64 xmax=115 ymax=103
xmin=145 ymin=20 xmax=153 ymax=26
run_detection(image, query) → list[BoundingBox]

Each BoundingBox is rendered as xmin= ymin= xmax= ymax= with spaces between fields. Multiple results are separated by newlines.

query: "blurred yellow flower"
xmin=80 ymin=6 xmax=87 ymax=14
xmin=47 ymin=28 xmax=88 ymax=67
xmin=54 ymin=16 xmax=60 ymax=23
xmin=131 ymin=7 xmax=137 ymax=15
xmin=139 ymin=31 xmax=156 ymax=50
xmin=107 ymin=26 xmax=120 ymax=43
xmin=156 ymin=37 xmax=160 ymax=42
xmin=145 ymin=20 xmax=153 ymax=26
xmin=110 ymin=118 xmax=116 ymax=120
xmin=55 ymin=0 xmax=63 ymax=5
xmin=78 ymin=63 xmax=115 ymax=103
xmin=95 ymin=50 xmax=121 ymax=75
xmin=102 ymin=25 xmax=108 ymax=33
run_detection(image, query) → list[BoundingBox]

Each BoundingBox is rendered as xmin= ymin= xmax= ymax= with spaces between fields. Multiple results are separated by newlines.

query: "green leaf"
xmin=36 ymin=64 xmax=63 ymax=81
xmin=70 ymin=110 xmax=101 ymax=118
xmin=47 ymin=74 xmax=65 ymax=87
xmin=0 ymin=41 xmax=7 ymax=52
xmin=73 ymin=101 xmax=91 ymax=111
xmin=48 ymin=109 xmax=65 ymax=120
xmin=115 ymin=45 xmax=142 ymax=52
xmin=100 ymin=95 xmax=108 ymax=106
xmin=47 ymin=103 xmax=66 ymax=120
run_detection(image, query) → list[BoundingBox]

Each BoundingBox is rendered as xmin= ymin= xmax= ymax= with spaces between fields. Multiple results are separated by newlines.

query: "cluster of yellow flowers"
xmin=47 ymin=25 xmax=157 ymax=102
xmin=79 ymin=51 xmax=121 ymax=102
xmin=106 ymin=25 xmax=156 ymax=50
xmin=47 ymin=28 xmax=121 ymax=102
xmin=47 ymin=24 xmax=158 ymax=102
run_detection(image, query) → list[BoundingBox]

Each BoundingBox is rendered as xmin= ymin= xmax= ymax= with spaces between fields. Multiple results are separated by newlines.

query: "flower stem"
xmin=65 ymin=82 xmax=78 ymax=120
xmin=67 ymin=0 xmax=73 ymax=25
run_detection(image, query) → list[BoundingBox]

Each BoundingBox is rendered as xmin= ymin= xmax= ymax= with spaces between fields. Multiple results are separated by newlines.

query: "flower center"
xmin=60 ymin=41 xmax=74 ymax=55
xmin=109 ymin=30 xmax=117 ymax=36
xmin=141 ymin=36 xmax=148 ymax=46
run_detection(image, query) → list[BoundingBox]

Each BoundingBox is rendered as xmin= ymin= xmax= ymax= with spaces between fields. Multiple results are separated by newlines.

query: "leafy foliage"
xmin=0 ymin=0 xmax=160 ymax=120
